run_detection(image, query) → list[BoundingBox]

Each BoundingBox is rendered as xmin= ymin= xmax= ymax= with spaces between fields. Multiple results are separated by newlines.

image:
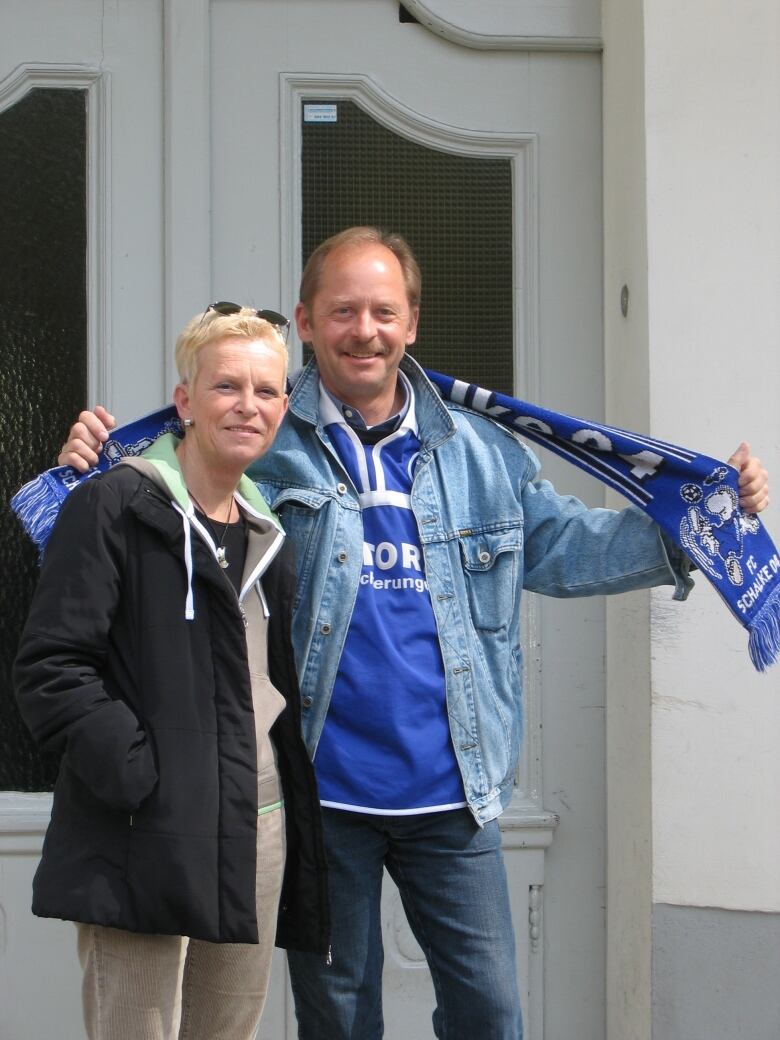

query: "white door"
xmin=1 ymin=3 xmax=605 ymax=1038
xmin=195 ymin=4 xmax=605 ymax=1039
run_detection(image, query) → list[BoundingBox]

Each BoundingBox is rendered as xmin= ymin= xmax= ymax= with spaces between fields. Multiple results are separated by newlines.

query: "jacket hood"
xmin=129 ymin=432 xmax=283 ymax=530
xmin=121 ymin=433 xmax=284 ymax=619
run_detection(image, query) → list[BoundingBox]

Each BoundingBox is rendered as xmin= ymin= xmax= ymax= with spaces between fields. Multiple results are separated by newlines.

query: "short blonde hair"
xmin=299 ymin=226 xmax=421 ymax=310
xmin=175 ymin=307 xmax=288 ymax=386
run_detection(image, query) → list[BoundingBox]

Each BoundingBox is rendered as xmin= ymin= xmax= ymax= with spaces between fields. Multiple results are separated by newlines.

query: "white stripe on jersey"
xmin=358 ymin=490 xmax=412 ymax=509
xmin=320 ymin=799 xmax=468 ymax=816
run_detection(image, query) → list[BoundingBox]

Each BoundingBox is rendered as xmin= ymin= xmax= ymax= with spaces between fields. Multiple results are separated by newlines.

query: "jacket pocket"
xmin=65 ymin=699 xmax=159 ymax=813
xmin=272 ymin=489 xmax=333 ymax=612
xmin=458 ymin=526 xmax=523 ymax=632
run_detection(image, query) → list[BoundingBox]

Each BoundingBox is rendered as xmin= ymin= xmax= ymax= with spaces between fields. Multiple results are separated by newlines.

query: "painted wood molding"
xmin=162 ymin=0 xmax=212 ymax=390
xmin=0 ymin=792 xmax=52 ymax=854
xmin=500 ymin=806 xmax=559 ymax=849
xmin=402 ymin=0 xmax=601 ymax=52
xmin=0 ymin=62 xmax=111 ymax=406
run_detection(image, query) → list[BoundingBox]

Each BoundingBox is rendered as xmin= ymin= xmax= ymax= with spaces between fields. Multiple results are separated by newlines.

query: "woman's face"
xmin=174 ymin=336 xmax=288 ymax=474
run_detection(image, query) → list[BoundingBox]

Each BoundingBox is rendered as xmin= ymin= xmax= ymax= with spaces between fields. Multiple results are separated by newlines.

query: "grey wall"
xmin=652 ymin=903 xmax=780 ymax=1040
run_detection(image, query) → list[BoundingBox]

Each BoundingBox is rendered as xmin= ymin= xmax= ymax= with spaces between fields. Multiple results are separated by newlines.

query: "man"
xmin=61 ymin=227 xmax=769 ymax=1040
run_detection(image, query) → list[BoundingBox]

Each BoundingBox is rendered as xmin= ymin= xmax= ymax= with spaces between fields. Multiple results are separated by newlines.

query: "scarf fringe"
xmin=748 ymin=585 xmax=780 ymax=672
xmin=10 ymin=470 xmax=73 ymax=560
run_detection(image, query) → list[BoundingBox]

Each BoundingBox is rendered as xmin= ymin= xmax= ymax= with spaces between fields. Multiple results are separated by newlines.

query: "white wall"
xmin=603 ymin=2 xmax=780 ymax=1036
xmin=642 ymin=0 xmax=780 ymax=913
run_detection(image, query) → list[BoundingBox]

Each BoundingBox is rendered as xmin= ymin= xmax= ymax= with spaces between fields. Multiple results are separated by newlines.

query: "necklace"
xmin=188 ymin=490 xmax=235 ymax=569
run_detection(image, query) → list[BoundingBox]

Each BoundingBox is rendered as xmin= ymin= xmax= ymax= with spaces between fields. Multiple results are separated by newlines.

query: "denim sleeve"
xmin=520 ymin=477 xmax=695 ymax=601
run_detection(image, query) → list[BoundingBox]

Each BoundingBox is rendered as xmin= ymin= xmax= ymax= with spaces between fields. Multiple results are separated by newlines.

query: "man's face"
xmin=295 ymin=243 xmax=418 ymax=420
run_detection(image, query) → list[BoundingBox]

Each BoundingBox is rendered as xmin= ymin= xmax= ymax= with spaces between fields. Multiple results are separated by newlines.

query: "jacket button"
xmin=337 ymin=551 xmax=348 ymax=563
xmin=479 ymin=550 xmax=490 ymax=563
xmin=302 ymin=696 xmax=313 ymax=709
xmin=320 ymin=622 xmax=332 ymax=635
xmin=337 ymin=483 xmax=347 ymax=494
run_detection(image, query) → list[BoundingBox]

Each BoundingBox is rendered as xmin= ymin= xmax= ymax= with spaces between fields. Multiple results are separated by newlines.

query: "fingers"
xmin=93 ymin=405 xmax=117 ymax=431
xmin=57 ymin=408 xmax=116 ymax=472
xmin=736 ymin=456 xmax=769 ymax=515
xmin=58 ymin=440 xmax=100 ymax=472
xmin=726 ymin=440 xmax=750 ymax=470
xmin=725 ymin=441 xmax=770 ymax=514
xmin=738 ymin=476 xmax=769 ymax=514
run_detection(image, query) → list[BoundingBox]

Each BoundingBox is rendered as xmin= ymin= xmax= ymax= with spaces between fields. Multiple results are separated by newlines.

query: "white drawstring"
xmin=255 ymin=581 xmax=270 ymax=619
xmin=172 ymin=502 xmax=195 ymax=620
xmin=171 ymin=493 xmax=283 ymax=624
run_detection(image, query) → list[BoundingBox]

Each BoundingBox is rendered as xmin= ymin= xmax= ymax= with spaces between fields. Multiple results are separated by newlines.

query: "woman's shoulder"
xmin=63 ymin=461 xmax=149 ymax=519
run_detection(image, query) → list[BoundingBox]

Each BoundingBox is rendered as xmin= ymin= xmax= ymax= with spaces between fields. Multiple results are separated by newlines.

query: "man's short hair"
xmin=299 ymin=226 xmax=421 ymax=310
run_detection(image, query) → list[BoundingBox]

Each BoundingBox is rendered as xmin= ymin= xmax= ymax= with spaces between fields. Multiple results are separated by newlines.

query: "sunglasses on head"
xmin=203 ymin=301 xmax=290 ymax=343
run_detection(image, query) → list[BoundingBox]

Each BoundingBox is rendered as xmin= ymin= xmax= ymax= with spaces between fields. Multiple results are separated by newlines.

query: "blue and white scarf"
xmin=11 ymin=370 xmax=780 ymax=671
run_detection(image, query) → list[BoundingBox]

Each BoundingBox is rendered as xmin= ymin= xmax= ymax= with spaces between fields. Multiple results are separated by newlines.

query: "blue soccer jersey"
xmin=313 ymin=384 xmax=466 ymax=815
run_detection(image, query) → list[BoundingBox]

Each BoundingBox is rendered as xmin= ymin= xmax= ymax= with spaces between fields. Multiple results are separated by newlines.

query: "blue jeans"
xmin=287 ymin=808 xmax=522 ymax=1040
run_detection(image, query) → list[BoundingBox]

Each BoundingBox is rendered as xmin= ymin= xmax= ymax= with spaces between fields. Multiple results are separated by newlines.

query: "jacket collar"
xmin=122 ymin=434 xmax=284 ymax=616
xmin=137 ymin=432 xmax=283 ymax=531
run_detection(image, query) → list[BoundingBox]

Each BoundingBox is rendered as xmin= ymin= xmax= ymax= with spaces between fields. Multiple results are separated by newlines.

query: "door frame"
xmin=0 ymin=62 xmax=110 ymax=404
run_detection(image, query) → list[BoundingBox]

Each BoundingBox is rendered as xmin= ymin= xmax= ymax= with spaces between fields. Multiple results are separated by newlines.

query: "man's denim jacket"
xmin=249 ymin=355 xmax=693 ymax=826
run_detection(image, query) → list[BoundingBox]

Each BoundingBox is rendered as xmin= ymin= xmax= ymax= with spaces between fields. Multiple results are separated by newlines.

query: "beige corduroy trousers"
xmin=76 ymin=805 xmax=284 ymax=1040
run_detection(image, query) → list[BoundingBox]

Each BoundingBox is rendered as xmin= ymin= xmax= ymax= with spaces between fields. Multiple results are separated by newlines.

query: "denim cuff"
xmin=659 ymin=530 xmax=696 ymax=601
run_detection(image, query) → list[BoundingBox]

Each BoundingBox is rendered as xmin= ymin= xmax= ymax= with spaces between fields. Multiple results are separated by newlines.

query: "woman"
xmin=13 ymin=305 xmax=328 ymax=1040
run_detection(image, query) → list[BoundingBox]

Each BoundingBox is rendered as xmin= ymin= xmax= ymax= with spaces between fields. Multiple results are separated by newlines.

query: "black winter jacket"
xmin=13 ymin=460 xmax=328 ymax=952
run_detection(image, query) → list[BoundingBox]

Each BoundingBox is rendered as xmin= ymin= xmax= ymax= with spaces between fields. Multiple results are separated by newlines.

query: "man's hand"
xmin=58 ymin=406 xmax=117 ymax=473
xmin=728 ymin=442 xmax=769 ymax=514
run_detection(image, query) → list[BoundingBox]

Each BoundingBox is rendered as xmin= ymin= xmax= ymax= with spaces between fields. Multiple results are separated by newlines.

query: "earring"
xmin=183 ymin=418 xmax=193 ymax=428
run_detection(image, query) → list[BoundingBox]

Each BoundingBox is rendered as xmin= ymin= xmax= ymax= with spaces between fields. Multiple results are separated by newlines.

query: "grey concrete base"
xmin=652 ymin=903 xmax=780 ymax=1040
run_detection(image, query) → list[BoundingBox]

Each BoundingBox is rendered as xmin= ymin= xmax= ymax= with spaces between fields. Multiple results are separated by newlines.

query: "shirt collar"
xmin=319 ymin=370 xmax=413 ymax=434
